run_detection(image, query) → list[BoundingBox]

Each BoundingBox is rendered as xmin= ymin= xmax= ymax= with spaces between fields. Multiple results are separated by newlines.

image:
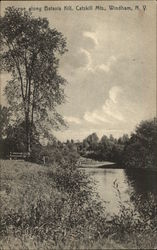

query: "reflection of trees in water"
xmin=124 ymin=169 xmax=157 ymax=221
xmin=124 ymin=169 xmax=157 ymax=202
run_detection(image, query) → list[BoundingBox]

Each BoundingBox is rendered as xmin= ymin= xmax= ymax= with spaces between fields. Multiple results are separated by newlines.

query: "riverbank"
xmin=77 ymin=156 xmax=116 ymax=168
xmin=78 ymin=156 xmax=157 ymax=171
xmin=125 ymin=166 xmax=157 ymax=172
xmin=1 ymin=160 xmax=157 ymax=249
xmin=0 ymin=160 xmax=121 ymax=249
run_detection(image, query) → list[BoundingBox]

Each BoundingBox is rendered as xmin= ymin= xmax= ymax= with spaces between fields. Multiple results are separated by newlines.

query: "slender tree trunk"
xmin=25 ymin=111 xmax=31 ymax=154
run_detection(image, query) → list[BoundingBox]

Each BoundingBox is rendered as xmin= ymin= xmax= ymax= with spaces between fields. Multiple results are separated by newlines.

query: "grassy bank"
xmin=0 ymin=160 xmax=157 ymax=249
xmin=78 ymin=157 xmax=116 ymax=168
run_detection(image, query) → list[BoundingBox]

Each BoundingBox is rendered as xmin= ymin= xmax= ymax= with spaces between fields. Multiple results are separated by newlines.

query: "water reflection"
xmin=80 ymin=168 xmax=157 ymax=215
xmin=125 ymin=168 xmax=157 ymax=201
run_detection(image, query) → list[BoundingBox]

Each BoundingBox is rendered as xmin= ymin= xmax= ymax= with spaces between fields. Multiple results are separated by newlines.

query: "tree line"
xmin=77 ymin=118 xmax=157 ymax=169
xmin=0 ymin=104 xmax=156 ymax=169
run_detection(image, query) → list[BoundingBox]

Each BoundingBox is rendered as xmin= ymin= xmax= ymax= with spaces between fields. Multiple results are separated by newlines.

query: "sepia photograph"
xmin=0 ymin=0 xmax=157 ymax=249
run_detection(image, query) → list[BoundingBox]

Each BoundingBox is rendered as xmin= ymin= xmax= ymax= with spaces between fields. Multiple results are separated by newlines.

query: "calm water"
xmin=81 ymin=168 xmax=157 ymax=215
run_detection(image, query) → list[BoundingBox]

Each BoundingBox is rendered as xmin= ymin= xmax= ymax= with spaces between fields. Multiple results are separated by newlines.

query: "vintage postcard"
xmin=0 ymin=0 xmax=157 ymax=249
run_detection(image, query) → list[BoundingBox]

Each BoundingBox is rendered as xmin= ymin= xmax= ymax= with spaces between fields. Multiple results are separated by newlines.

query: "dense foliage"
xmin=77 ymin=118 xmax=157 ymax=169
xmin=123 ymin=119 xmax=157 ymax=169
xmin=0 ymin=106 xmax=40 ymax=158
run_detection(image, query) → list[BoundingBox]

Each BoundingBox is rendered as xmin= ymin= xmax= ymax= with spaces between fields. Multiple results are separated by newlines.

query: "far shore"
xmin=79 ymin=162 xmax=117 ymax=168
xmin=77 ymin=157 xmax=157 ymax=171
xmin=77 ymin=157 xmax=117 ymax=168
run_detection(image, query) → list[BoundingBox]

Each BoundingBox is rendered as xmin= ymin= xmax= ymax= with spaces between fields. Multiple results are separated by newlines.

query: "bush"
xmin=108 ymin=182 xmax=157 ymax=249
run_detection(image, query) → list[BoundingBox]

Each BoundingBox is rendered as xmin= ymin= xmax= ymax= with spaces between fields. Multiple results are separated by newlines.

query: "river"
xmin=80 ymin=167 xmax=157 ymax=215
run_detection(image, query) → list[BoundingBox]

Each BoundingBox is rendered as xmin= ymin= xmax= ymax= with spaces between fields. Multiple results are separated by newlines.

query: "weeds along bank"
xmin=0 ymin=160 xmax=109 ymax=249
xmin=0 ymin=160 xmax=157 ymax=249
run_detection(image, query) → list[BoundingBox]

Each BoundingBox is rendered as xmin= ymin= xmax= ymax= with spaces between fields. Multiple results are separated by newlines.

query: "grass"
xmin=0 ymin=160 xmax=157 ymax=249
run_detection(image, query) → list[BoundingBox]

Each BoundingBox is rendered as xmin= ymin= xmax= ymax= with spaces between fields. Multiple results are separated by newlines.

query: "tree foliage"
xmin=82 ymin=133 xmax=99 ymax=151
xmin=78 ymin=118 xmax=156 ymax=169
xmin=79 ymin=132 xmax=127 ymax=164
xmin=0 ymin=105 xmax=10 ymax=139
xmin=123 ymin=119 xmax=157 ymax=168
xmin=0 ymin=114 xmax=41 ymax=158
xmin=0 ymin=7 xmax=67 ymax=151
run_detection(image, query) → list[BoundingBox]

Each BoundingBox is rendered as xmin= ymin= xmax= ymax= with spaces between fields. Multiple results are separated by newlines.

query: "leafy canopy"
xmin=0 ymin=7 xmax=67 ymax=141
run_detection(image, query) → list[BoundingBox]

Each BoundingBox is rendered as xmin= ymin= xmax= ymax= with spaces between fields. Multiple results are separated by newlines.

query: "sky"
xmin=1 ymin=1 xmax=156 ymax=141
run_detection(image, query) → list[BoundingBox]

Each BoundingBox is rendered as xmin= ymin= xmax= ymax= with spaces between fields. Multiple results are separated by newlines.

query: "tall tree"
xmin=0 ymin=7 xmax=67 ymax=152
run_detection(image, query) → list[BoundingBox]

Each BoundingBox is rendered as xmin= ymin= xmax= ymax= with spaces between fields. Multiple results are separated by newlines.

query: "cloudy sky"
xmin=1 ymin=1 xmax=156 ymax=141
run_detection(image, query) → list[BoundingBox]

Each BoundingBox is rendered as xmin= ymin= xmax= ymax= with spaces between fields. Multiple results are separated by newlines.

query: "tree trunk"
xmin=25 ymin=111 xmax=31 ymax=154
xmin=27 ymin=132 xmax=31 ymax=153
